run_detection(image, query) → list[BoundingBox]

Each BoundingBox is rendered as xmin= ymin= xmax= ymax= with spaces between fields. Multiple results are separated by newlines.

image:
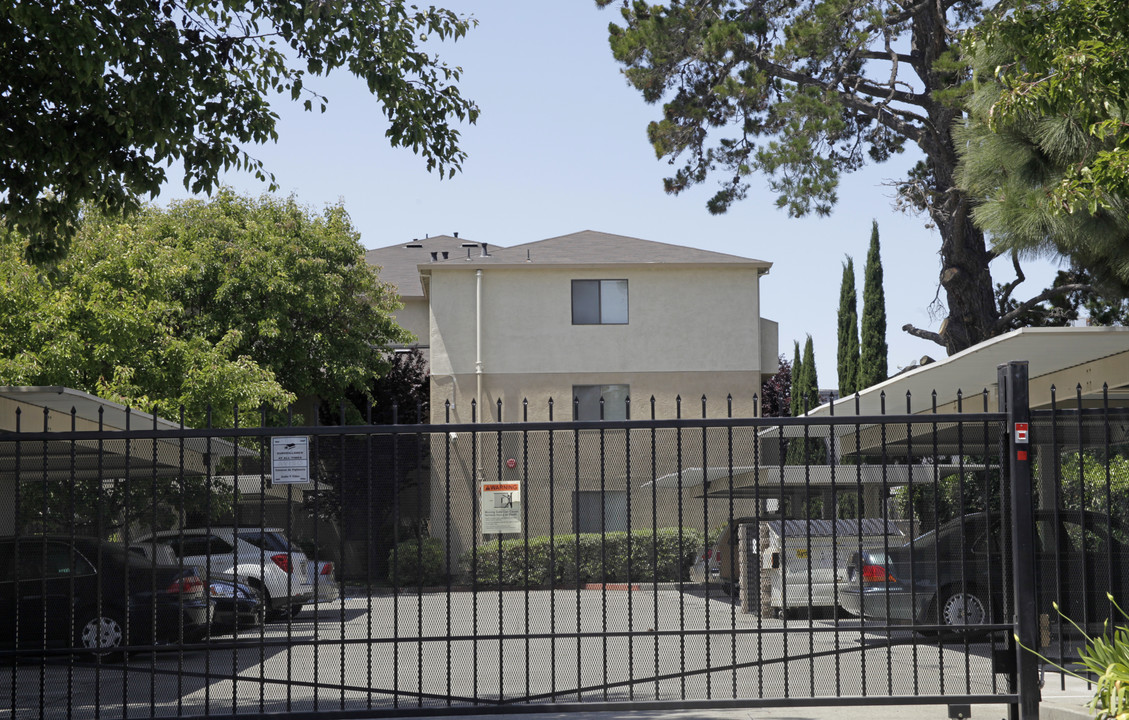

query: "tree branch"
xmin=996 ymin=284 xmax=1092 ymax=328
xmin=901 ymin=323 xmax=946 ymax=346
xmin=747 ymin=55 xmax=928 ymax=142
xmin=857 ymin=50 xmax=917 ymax=65
xmin=996 ymin=251 xmax=1026 ymax=310
xmin=840 ymin=76 xmax=930 ymax=108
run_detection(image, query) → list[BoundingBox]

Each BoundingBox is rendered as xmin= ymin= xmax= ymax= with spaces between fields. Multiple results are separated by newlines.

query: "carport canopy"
xmin=0 ymin=386 xmax=256 ymax=533
xmin=810 ymin=326 xmax=1129 ymax=417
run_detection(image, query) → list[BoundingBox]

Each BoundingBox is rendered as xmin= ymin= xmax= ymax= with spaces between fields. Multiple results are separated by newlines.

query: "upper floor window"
xmin=573 ymin=384 xmax=630 ymax=421
xmin=572 ymin=279 xmax=628 ymax=324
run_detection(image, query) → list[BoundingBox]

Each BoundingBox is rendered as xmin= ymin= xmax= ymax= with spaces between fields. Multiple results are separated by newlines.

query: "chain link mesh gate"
xmin=5 ymin=370 xmax=1125 ymax=719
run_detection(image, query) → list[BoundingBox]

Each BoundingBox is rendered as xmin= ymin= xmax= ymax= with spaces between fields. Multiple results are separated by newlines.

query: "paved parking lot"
xmin=2 ymin=589 xmax=1019 ymax=719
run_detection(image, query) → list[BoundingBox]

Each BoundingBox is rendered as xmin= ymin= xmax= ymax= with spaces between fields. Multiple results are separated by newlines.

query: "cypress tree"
xmin=860 ymin=220 xmax=888 ymax=388
xmin=837 ymin=256 xmax=860 ymax=397
xmin=801 ymin=334 xmax=819 ymax=412
xmin=786 ymin=335 xmax=826 ymax=466
xmin=790 ymin=340 xmax=804 ymax=417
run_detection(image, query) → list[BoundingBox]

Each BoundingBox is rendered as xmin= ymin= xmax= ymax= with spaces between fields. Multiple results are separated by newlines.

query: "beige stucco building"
xmin=367 ymin=230 xmax=779 ymax=421
xmin=367 ymin=231 xmax=779 ymax=562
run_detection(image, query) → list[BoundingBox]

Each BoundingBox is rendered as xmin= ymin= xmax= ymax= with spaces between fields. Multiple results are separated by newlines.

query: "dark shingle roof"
xmin=365 ymin=230 xmax=771 ymax=296
xmin=365 ymin=235 xmax=501 ymax=297
xmin=498 ymin=230 xmax=770 ymax=267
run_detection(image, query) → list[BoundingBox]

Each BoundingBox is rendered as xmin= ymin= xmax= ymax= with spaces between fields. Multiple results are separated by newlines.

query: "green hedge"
xmin=388 ymin=537 xmax=447 ymax=586
xmin=460 ymin=528 xmax=706 ymax=586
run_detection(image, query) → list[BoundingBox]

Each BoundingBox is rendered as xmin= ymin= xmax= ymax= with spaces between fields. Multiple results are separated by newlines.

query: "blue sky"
xmin=160 ymin=2 xmax=1062 ymax=396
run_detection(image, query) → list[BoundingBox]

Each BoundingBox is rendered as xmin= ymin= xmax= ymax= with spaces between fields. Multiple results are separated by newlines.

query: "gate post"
xmin=998 ymin=361 xmax=1040 ymax=720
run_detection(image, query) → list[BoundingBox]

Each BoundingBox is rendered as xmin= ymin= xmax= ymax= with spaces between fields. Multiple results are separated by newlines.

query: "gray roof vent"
xmin=480 ymin=242 xmax=489 ymax=257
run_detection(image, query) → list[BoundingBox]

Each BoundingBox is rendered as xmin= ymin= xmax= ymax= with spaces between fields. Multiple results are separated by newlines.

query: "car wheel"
xmin=76 ymin=611 xmax=126 ymax=656
xmin=921 ymin=586 xmax=992 ymax=635
xmin=289 ymin=604 xmax=304 ymax=618
xmin=940 ymin=589 xmax=990 ymax=626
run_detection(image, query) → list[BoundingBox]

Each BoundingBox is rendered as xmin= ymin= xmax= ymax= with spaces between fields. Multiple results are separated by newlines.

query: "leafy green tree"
xmin=1 ymin=1 xmax=478 ymax=262
xmin=837 ymin=256 xmax=860 ymax=397
xmin=893 ymin=463 xmax=1001 ymax=533
xmin=860 ymin=221 xmax=888 ymax=388
xmin=956 ymin=4 xmax=1129 ymax=301
xmin=4 ymin=191 xmax=410 ymax=535
xmin=968 ymin=0 xmax=1129 ymax=219
xmin=0 ymin=190 xmax=409 ymax=428
xmin=596 ymin=0 xmax=1005 ymax=355
xmin=1057 ymin=452 xmax=1129 ymax=530
xmin=18 ymin=473 xmax=236 ymax=537
xmin=895 ymin=450 xmax=1129 ymax=538
xmin=0 ymin=228 xmax=291 ymax=430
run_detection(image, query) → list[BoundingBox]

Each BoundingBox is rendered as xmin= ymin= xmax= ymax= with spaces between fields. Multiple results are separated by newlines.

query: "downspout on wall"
xmin=474 ymin=267 xmax=484 ymax=545
xmin=475 ymin=268 xmax=483 ymax=420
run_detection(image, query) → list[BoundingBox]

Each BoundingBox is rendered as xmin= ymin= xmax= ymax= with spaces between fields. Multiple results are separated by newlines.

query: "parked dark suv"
xmin=0 ymin=536 xmax=210 ymax=654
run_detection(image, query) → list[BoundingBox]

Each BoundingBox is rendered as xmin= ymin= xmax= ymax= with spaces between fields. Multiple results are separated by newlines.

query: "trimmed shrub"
xmin=388 ymin=537 xmax=447 ymax=587
xmin=461 ymin=527 xmax=705 ymax=586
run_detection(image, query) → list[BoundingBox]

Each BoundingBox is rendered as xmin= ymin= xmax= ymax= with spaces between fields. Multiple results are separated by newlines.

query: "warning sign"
xmin=481 ymin=482 xmax=521 ymax=534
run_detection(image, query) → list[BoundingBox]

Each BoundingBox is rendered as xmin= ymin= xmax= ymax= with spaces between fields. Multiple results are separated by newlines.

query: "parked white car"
xmin=306 ymin=560 xmax=341 ymax=604
xmin=135 ymin=527 xmax=314 ymax=621
xmin=233 ymin=529 xmax=340 ymax=604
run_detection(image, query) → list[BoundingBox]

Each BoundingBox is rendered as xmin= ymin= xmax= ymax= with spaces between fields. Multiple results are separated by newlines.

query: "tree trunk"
xmin=935 ymin=192 xmax=1000 ymax=355
xmin=913 ymin=0 xmax=1001 ymax=355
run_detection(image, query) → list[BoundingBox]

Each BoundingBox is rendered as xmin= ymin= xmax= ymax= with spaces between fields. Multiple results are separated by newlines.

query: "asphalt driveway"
xmin=2 ymin=588 xmax=1011 ymax=719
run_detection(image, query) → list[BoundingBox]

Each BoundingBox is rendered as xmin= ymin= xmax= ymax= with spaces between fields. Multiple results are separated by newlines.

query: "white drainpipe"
xmin=474 ymin=268 xmax=485 ymax=543
xmin=475 ymin=268 xmax=483 ymax=418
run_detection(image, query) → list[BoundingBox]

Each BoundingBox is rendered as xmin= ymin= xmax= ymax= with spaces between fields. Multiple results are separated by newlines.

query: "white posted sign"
xmin=481 ymin=482 xmax=521 ymax=534
xmin=271 ymin=436 xmax=310 ymax=485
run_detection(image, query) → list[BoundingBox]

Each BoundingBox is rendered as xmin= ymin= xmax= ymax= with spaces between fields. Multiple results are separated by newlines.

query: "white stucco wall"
xmin=428 ymin=265 xmax=764 ymax=378
xmin=392 ymin=296 xmax=430 ymax=347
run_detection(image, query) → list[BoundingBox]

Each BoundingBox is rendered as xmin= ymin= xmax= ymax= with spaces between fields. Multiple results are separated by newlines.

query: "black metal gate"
xmin=4 ymin=363 xmax=1126 ymax=720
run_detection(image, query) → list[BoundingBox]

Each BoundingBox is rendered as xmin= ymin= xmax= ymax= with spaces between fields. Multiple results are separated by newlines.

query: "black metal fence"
xmin=2 ymin=363 xmax=1126 ymax=720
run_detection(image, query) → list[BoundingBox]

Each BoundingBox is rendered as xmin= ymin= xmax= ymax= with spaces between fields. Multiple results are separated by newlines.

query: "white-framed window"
xmin=573 ymin=490 xmax=628 ymax=534
xmin=572 ymin=384 xmax=630 ymax=421
xmin=572 ymin=279 xmax=628 ymax=324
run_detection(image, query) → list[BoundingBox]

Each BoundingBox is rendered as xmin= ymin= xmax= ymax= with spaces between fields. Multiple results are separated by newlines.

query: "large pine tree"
xmin=860 ymin=221 xmax=889 ymax=388
xmin=837 ymin=257 xmax=860 ymax=397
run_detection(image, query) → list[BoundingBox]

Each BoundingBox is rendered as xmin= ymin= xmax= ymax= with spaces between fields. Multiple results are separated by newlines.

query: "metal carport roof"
xmin=0 ymin=386 xmax=256 ymax=483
